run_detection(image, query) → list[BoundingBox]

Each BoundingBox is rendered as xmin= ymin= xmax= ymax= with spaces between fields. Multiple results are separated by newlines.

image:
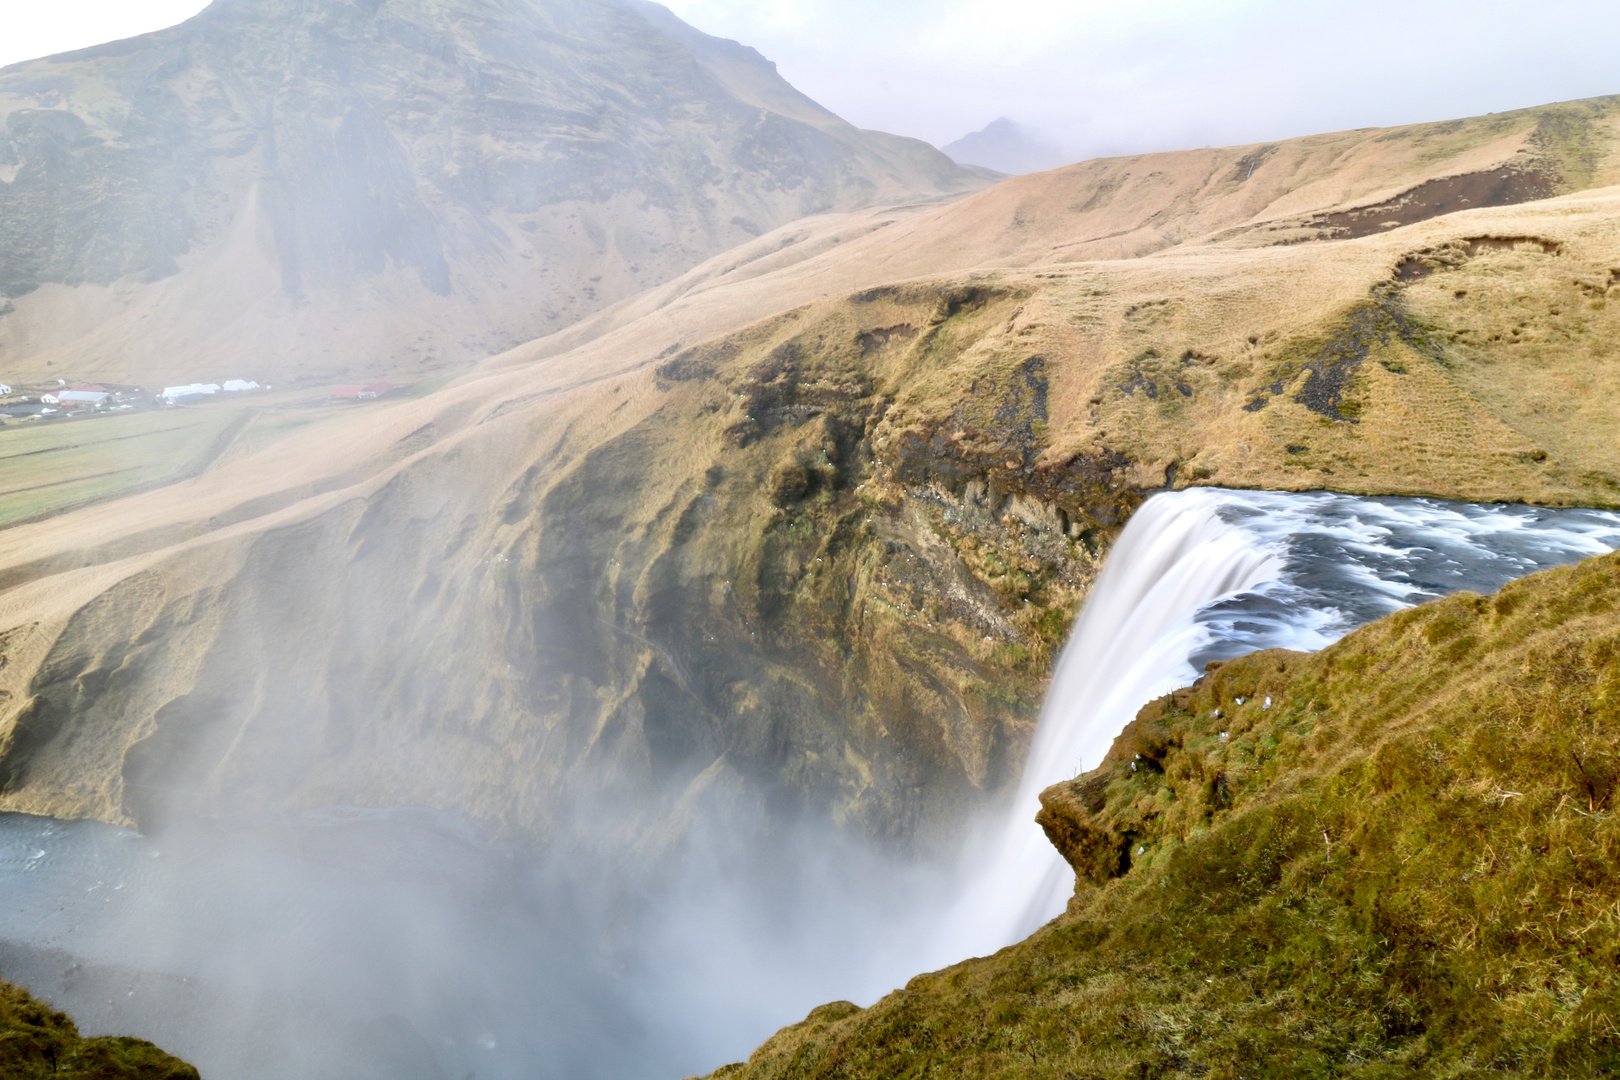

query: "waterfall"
xmin=937 ymin=491 xmax=1285 ymax=959
xmin=938 ymin=488 xmax=1620 ymax=962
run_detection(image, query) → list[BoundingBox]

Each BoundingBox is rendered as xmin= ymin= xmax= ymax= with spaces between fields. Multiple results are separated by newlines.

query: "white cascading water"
xmin=937 ymin=487 xmax=1620 ymax=963
xmin=937 ymin=491 xmax=1286 ymax=960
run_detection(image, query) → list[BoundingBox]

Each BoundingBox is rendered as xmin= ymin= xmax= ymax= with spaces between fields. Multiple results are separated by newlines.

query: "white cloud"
xmin=0 ymin=0 xmax=210 ymax=70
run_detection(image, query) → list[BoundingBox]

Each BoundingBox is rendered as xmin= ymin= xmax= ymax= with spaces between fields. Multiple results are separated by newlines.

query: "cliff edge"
xmin=707 ymin=547 xmax=1620 ymax=1077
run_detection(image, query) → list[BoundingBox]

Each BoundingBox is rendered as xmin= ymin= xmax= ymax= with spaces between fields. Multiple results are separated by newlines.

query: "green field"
xmin=0 ymin=410 xmax=247 ymax=526
xmin=0 ymin=404 xmax=347 ymax=528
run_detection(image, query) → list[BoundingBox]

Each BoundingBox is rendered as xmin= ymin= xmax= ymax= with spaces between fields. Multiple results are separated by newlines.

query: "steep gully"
xmin=2 ymin=490 xmax=1619 ymax=1079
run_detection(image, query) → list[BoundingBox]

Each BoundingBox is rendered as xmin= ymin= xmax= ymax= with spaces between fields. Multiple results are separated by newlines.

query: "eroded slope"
xmin=2 ymin=189 xmax=1619 ymax=855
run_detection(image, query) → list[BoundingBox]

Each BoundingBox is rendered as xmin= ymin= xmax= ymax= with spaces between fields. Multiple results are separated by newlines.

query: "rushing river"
xmin=3 ymin=489 xmax=1619 ymax=1079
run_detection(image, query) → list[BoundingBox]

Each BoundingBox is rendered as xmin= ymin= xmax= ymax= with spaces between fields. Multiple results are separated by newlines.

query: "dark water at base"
xmin=1 ymin=809 xmax=652 ymax=1079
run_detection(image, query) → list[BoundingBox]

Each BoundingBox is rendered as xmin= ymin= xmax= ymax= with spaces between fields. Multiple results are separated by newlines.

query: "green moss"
xmin=0 ymin=979 xmax=197 ymax=1079
xmin=709 ymin=550 xmax=1620 ymax=1079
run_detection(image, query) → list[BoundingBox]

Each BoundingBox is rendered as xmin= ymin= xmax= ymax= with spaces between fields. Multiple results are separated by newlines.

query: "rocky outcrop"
xmin=0 ymin=283 xmax=1116 ymax=856
xmin=4 ymin=104 xmax=1620 ymax=878
xmin=6 ymin=179 xmax=1620 ymax=857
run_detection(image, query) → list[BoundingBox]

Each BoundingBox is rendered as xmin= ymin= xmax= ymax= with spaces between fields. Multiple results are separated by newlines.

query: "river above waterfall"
xmin=940 ymin=488 xmax=1620 ymax=960
xmin=4 ymin=488 xmax=1619 ymax=1079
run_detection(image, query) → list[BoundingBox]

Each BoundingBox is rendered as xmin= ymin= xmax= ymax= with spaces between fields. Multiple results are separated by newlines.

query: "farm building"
xmin=161 ymin=383 xmax=221 ymax=403
xmin=332 ymin=382 xmax=394 ymax=401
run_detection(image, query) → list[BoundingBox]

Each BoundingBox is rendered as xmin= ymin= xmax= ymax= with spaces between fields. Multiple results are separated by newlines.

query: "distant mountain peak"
xmin=0 ymin=0 xmax=987 ymax=386
xmin=942 ymin=118 xmax=1068 ymax=175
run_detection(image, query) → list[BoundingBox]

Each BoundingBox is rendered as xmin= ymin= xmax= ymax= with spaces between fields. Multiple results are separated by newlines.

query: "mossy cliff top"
xmin=0 ymin=978 xmax=196 ymax=1079
xmin=705 ymin=548 xmax=1620 ymax=1078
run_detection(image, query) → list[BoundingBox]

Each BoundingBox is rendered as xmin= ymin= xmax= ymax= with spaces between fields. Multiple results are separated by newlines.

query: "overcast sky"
xmin=5 ymin=0 xmax=1618 ymax=161
xmin=1 ymin=0 xmax=210 ymax=72
xmin=663 ymin=0 xmax=1620 ymax=156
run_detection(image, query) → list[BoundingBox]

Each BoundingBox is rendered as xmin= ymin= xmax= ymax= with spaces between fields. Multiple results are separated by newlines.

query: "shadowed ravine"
xmin=3 ymin=489 xmax=1617 ymax=1079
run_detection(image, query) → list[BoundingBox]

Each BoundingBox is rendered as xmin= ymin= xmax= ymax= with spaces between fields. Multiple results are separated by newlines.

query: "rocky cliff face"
xmin=0 ymin=283 xmax=1113 ymax=853
xmin=6 ymin=178 xmax=1620 ymax=857
xmin=0 ymin=0 xmax=983 ymax=387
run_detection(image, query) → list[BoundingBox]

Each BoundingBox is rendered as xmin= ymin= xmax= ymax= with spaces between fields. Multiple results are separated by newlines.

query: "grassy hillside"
xmin=1 ymin=189 xmax=1619 ymax=848
xmin=0 ymin=396 xmax=386 ymax=528
xmin=708 ymin=548 xmax=1620 ymax=1079
xmin=0 ymin=102 xmax=1618 ymax=854
xmin=0 ymin=978 xmax=196 ymax=1079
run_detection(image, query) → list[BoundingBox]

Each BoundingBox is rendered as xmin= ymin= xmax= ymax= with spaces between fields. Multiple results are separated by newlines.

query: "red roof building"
xmin=333 ymin=382 xmax=394 ymax=401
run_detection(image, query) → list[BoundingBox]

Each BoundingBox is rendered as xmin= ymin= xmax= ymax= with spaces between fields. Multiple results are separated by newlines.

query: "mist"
xmin=10 ymin=482 xmax=1618 ymax=1078
xmin=0 ymin=804 xmax=964 ymax=1078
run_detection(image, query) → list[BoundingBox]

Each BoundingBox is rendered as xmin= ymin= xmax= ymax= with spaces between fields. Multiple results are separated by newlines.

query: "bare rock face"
xmin=0 ymin=285 xmax=1108 ymax=857
xmin=0 ymin=0 xmax=984 ymax=386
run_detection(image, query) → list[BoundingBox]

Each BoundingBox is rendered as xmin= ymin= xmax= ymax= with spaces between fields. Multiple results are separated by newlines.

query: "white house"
xmin=57 ymin=390 xmax=110 ymax=405
xmin=222 ymin=379 xmax=261 ymax=393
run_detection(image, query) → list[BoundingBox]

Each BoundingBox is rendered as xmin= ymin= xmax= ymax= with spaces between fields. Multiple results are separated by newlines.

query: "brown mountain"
xmin=0 ymin=0 xmax=985 ymax=389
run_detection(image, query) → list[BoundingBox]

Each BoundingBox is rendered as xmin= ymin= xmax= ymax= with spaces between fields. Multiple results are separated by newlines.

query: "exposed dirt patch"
xmin=655 ymin=338 xmax=742 ymax=383
xmin=1394 ymin=234 xmax=1565 ymax=281
xmin=856 ymin=325 xmax=919 ymax=356
xmin=1243 ymin=285 xmax=1442 ymax=421
xmin=1304 ymin=167 xmax=1560 ymax=241
xmin=1117 ymin=349 xmax=1195 ymax=401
